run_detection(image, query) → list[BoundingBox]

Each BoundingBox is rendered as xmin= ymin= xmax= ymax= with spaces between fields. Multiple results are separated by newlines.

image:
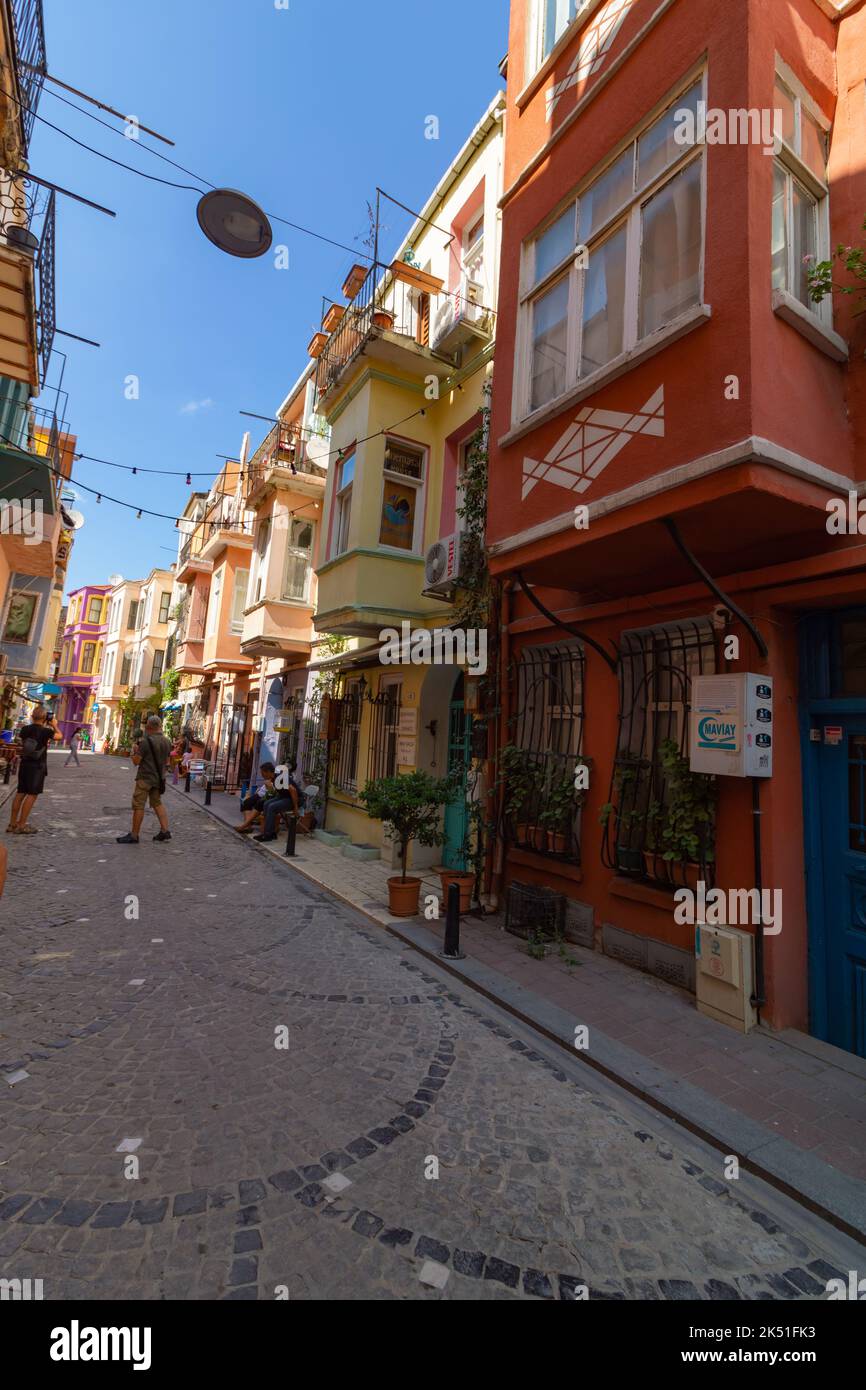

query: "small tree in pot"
xmin=359 ymin=771 xmax=454 ymax=917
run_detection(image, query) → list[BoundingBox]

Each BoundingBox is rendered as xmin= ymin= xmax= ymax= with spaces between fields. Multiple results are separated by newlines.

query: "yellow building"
xmin=308 ymin=93 xmax=504 ymax=870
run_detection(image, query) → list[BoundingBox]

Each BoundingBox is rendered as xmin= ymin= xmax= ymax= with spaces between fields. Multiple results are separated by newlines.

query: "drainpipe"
xmin=486 ymin=578 xmax=513 ymax=911
xmin=750 ymin=777 xmax=767 ymax=1020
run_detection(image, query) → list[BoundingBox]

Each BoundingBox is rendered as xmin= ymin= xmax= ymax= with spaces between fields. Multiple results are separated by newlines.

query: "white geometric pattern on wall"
xmin=546 ymin=0 xmax=637 ymax=121
xmin=521 ymin=385 xmax=664 ymax=500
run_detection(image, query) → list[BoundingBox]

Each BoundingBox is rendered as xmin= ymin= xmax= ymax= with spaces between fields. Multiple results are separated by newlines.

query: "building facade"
xmin=309 ymin=93 xmax=504 ymax=868
xmin=487 ymin=0 xmax=866 ymax=1053
xmin=96 ymin=577 xmax=142 ymax=748
xmin=56 ymin=584 xmax=110 ymax=741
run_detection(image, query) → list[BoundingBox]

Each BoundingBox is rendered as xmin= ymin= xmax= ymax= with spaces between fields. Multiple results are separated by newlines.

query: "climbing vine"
xmin=452 ymin=380 xmax=492 ymax=632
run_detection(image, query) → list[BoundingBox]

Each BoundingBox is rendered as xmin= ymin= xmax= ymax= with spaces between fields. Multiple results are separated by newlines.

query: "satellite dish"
xmin=109 ymin=574 xmax=124 ymax=587
xmin=196 ymin=189 xmax=273 ymax=259
xmin=63 ymin=509 xmax=86 ymax=531
xmin=306 ymin=432 xmax=330 ymax=465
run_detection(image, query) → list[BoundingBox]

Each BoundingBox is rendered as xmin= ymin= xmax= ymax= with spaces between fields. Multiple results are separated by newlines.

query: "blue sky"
xmin=39 ymin=0 xmax=507 ymax=592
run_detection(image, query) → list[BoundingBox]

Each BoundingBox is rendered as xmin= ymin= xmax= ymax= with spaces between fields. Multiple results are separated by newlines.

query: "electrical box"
xmin=689 ymin=673 xmax=773 ymax=778
xmin=695 ymin=923 xmax=756 ymax=1033
xmin=251 ymin=715 xmax=266 ymax=733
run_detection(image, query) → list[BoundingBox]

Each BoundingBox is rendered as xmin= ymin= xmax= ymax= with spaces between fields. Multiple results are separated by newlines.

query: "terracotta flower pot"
xmin=389 ymin=259 xmax=445 ymax=295
xmin=388 ymin=876 xmax=422 ymax=917
xmin=342 ymin=264 xmax=368 ymax=301
xmin=439 ymin=870 xmax=474 ymax=914
xmin=373 ymin=309 xmax=395 ymax=329
xmin=668 ymin=860 xmax=702 ymax=891
xmin=515 ymin=823 xmax=530 ymax=846
xmin=643 ymin=850 xmax=671 ymax=883
xmin=547 ymin=831 xmax=567 ymax=854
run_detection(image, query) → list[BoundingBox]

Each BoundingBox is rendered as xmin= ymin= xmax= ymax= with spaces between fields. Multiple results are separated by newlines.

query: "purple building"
xmin=56 ymin=584 xmax=111 ymax=743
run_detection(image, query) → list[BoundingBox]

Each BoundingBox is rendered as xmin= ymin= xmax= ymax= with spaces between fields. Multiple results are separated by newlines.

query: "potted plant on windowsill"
xmin=657 ymin=739 xmax=717 ymax=890
xmin=541 ymin=759 xmax=589 ymax=854
xmin=642 ymin=799 xmax=670 ymax=884
xmin=359 ymin=771 xmax=453 ymax=917
xmin=599 ymin=759 xmax=642 ymax=874
xmin=498 ymin=744 xmax=537 ymax=848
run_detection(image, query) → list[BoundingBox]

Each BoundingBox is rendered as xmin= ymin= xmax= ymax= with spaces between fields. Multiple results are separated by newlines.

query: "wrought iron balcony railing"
xmin=0 ymin=176 xmax=56 ymax=388
xmin=10 ymin=0 xmax=47 ymax=150
xmin=245 ymin=421 xmax=328 ymax=494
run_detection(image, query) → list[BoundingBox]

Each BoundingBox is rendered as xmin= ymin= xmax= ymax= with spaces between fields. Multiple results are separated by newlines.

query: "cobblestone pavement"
xmin=1 ymin=755 xmax=863 ymax=1301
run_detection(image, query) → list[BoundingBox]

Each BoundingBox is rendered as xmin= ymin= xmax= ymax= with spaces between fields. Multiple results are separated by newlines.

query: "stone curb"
xmin=169 ymin=784 xmax=866 ymax=1245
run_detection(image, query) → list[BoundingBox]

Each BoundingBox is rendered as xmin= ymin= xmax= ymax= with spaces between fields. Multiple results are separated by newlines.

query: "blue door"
xmin=815 ymin=719 xmax=866 ymax=1057
xmin=442 ymin=699 xmax=472 ymax=870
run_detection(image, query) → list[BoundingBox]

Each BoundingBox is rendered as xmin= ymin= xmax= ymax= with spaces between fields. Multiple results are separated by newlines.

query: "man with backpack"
xmin=6 ymin=704 xmax=60 ymax=835
xmin=116 ymin=714 xmax=173 ymax=845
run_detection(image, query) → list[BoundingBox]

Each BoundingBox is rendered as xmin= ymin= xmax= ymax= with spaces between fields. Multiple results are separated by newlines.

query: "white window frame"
xmin=526 ymin=0 xmax=596 ymax=81
xmin=282 ymin=518 xmax=315 ymax=603
xmin=378 ymin=438 xmax=426 ymax=556
xmin=513 ymin=71 xmax=708 ymax=424
xmin=772 ymin=57 xmax=831 ymax=327
xmin=207 ymin=569 xmax=222 ymax=638
xmin=230 ymin=568 xmax=249 ymax=634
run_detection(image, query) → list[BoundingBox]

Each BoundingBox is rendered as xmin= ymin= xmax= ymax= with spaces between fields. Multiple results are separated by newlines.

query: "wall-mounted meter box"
xmin=689 ymin=674 xmax=773 ymax=778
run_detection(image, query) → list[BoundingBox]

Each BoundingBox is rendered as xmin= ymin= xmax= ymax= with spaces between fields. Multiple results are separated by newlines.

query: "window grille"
xmin=332 ymin=685 xmax=363 ymax=793
xmin=505 ymin=642 xmax=585 ymax=863
xmin=602 ymin=618 xmax=718 ymax=884
xmin=367 ymin=682 xmax=402 ymax=782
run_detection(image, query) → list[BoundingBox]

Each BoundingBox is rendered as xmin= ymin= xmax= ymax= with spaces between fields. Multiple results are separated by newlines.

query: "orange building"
xmin=487 ymin=0 xmax=866 ymax=1055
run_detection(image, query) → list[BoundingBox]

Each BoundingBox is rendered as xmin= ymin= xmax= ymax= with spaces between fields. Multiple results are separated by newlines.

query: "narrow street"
xmin=1 ymin=753 xmax=863 ymax=1302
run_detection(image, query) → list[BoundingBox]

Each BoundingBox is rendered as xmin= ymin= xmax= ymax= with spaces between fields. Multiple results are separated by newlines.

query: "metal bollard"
xmin=285 ymin=814 xmax=297 ymax=858
xmin=205 ymin=779 xmax=212 ymax=807
xmin=184 ymin=771 xmax=191 ymax=793
xmin=441 ymin=882 xmax=466 ymax=960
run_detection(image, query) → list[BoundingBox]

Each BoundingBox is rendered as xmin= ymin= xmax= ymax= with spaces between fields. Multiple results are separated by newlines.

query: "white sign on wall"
xmin=689 ymin=674 xmax=773 ymax=779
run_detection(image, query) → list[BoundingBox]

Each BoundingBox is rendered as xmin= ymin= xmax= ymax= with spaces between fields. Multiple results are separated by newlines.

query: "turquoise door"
xmin=443 ymin=699 xmax=472 ymax=870
xmin=814 ymin=720 xmax=866 ymax=1057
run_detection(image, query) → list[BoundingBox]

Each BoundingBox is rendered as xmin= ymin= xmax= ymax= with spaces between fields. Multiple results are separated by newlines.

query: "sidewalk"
xmin=170 ymin=778 xmax=866 ymax=1240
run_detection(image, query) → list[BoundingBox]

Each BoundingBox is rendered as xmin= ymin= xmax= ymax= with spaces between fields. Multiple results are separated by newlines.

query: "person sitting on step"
xmin=235 ymin=762 xmax=280 ymax=834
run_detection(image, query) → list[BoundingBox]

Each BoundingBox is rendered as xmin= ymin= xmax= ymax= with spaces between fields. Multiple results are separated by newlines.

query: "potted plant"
xmin=642 ymin=799 xmax=670 ymax=883
xmin=540 ymin=762 xmax=588 ymax=854
xmin=498 ymin=744 xmax=537 ymax=847
xmin=359 ymin=771 xmax=453 ymax=917
xmin=308 ymin=331 xmax=329 ymax=359
xmin=438 ymin=864 xmax=475 ymax=914
xmin=373 ymin=304 xmax=396 ymax=330
xmin=657 ymin=739 xmax=717 ymax=889
xmin=322 ymin=303 xmax=346 ymax=333
xmin=342 ymin=264 xmax=369 ymax=301
xmin=599 ymin=759 xmax=642 ymax=873
xmin=389 ymin=258 xmax=445 ymax=296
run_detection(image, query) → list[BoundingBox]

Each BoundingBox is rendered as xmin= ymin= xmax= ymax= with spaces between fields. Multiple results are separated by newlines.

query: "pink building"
xmin=56 ymin=584 xmax=111 ymax=743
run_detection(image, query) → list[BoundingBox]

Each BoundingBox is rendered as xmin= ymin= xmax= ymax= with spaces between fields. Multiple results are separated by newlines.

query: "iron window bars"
xmin=367 ymin=682 xmax=402 ymax=784
xmin=504 ymin=641 xmax=585 ymax=864
xmin=601 ymin=618 xmax=717 ymax=885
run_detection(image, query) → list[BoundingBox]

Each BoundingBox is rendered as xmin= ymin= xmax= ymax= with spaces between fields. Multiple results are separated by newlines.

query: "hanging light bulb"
xmin=185 ymin=473 xmax=191 ymax=486
xmin=136 ymin=509 xmax=142 ymax=519
xmin=132 ymin=467 xmax=137 ymax=476
xmin=96 ymin=494 xmax=102 ymax=504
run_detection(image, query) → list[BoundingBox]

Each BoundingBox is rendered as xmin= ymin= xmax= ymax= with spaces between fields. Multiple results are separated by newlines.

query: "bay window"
xmin=333 ymin=454 xmax=354 ymax=557
xmin=282 ymin=519 xmax=314 ymax=601
xmin=379 ymin=440 xmax=425 ymax=553
xmin=771 ymin=68 xmax=830 ymax=318
xmin=517 ymin=78 xmax=705 ymax=419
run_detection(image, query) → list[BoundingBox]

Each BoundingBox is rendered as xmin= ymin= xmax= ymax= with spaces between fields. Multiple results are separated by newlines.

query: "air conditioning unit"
xmin=251 ymin=714 xmax=266 ymax=733
xmin=424 ymin=532 xmax=464 ymax=594
xmin=432 ymin=284 xmax=491 ymax=356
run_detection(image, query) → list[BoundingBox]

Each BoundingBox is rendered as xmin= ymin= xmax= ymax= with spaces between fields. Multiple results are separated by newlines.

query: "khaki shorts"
xmin=132 ymin=780 xmax=162 ymax=812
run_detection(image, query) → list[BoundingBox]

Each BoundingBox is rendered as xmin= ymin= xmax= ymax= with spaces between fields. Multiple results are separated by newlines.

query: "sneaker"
xmin=253 ymin=833 xmax=277 ymax=843
xmin=116 ymin=833 xmax=139 ymax=844
xmin=153 ymin=830 xmax=172 ymax=842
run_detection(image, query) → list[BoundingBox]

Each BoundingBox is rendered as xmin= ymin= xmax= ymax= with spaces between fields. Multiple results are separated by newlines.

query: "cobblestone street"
xmin=1 ymin=754 xmax=863 ymax=1302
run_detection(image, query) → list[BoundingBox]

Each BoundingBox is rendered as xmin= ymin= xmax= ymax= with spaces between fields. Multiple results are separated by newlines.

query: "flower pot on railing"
xmin=388 ymin=876 xmax=422 ymax=917
xmin=373 ymin=308 xmax=396 ymax=330
xmin=342 ymin=264 xmax=368 ymax=301
xmin=308 ymin=332 xmax=328 ymax=359
xmin=322 ymin=304 xmax=346 ymax=333
xmin=389 ymin=260 xmax=444 ymax=295
xmin=438 ymin=869 xmax=474 ymax=914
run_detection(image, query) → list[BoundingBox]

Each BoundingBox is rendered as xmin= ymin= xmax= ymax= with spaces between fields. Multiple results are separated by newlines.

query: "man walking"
xmin=64 ymin=727 xmax=83 ymax=767
xmin=116 ymin=714 xmax=173 ymax=845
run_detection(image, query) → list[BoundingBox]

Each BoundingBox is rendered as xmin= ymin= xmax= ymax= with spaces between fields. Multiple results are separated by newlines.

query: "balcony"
xmin=176 ymin=604 xmax=207 ymax=675
xmin=0 ymin=177 xmax=55 ymax=390
xmin=245 ymin=421 xmax=328 ymax=509
xmin=10 ymin=1 xmax=47 ymax=152
xmin=240 ymin=595 xmax=315 ymax=662
xmin=197 ymin=496 xmax=255 ymax=564
xmin=176 ymin=530 xmax=212 ymax=585
xmin=314 ymin=260 xmax=480 ymax=405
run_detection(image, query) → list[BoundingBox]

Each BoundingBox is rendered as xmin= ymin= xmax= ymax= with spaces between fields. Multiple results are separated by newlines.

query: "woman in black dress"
xmin=6 ymin=705 xmax=59 ymax=834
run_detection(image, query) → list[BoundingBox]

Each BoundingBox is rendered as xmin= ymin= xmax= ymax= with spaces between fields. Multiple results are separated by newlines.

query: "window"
xmin=333 ymin=454 xmax=354 ymax=557
xmin=282 ymin=520 xmax=314 ymax=601
xmin=127 ymin=600 xmax=139 ymax=631
xmin=603 ymin=620 xmax=717 ymax=884
xmin=158 ymin=592 xmax=171 ymax=624
xmin=95 ymin=643 xmax=104 ymax=676
xmin=81 ymin=642 xmax=96 ymax=675
xmin=332 ymin=682 xmax=362 ymax=793
xmin=86 ymin=597 xmax=103 ymax=624
xmin=462 ymin=214 xmax=485 ymax=295
xmin=207 ymin=571 xmax=222 ymax=637
xmin=3 ymin=591 xmax=38 ymax=644
xmin=507 ymin=643 xmax=585 ymax=862
xmin=368 ymin=680 xmax=402 ymax=781
xmin=772 ymin=70 xmax=829 ymax=316
xmin=151 ymin=650 xmax=165 ymax=685
xmin=120 ymin=652 xmax=132 ymax=687
xmin=517 ymin=79 xmax=704 ymax=417
xmin=379 ymin=440 xmax=425 ymax=552
xmin=529 ymin=0 xmax=593 ymax=75
xmin=230 ymin=568 xmax=249 ymax=634
xmin=252 ymin=517 xmax=271 ymax=604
